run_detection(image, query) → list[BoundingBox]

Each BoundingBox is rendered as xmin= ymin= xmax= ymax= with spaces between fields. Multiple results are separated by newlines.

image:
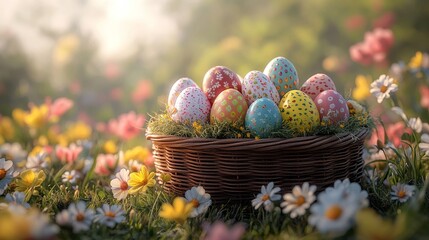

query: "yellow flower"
xmin=160 ymin=173 xmax=171 ymax=183
xmin=192 ymin=121 xmax=203 ymax=134
xmin=103 ymin=140 xmax=118 ymax=154
xmin=12 ymin=108 xmax=27 ymax=126
xmin=24 ymin=105 xmax=49 ymax=129
xmin=37 ymin=136 xmax=49 ymax=146
xmin=0 ymin=117 xmax=15 ymax=141
xmin=128 ymin=166 xmax=155 ymax=194
xmin=159 ymin=197 xmax=194 ymax=224
xmin=352 ymin=75 xmax=371 ymax=102
xmin=15 ymin=170 xmax=46 ymax=200
xmin=64 ymin=122 xmax=92 ymax=142
xmin=53 ymin=34 xmax=80 ymax=65
xmin=409 ymin=51 xmax=423 ymax=69
xmin=124 ymin=146 xmax=150 ymax=164
xmin=356 ymin=209 xmax=405 ymax=240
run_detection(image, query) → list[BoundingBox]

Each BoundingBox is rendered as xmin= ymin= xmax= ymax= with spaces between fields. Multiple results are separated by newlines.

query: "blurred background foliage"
xmin=0 ymin=0 xmax=428 ymax=124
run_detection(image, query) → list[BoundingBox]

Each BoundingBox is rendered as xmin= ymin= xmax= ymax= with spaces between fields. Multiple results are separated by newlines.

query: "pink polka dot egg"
xmin=171 ymin=87 xmax=211 ymax=124
xmin=300 ymin=73 xmax=336 ymax=100
xmin=314 ymin=90 xmax=349 ymax=124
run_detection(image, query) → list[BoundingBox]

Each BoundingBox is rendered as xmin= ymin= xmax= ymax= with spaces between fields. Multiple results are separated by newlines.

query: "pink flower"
xmin=203 ymin=221 xmax=246 ymax=240
xmin=367 ymin=122 xmax=411 ymax=148
xmin=56 ymin=144 xmax=83 ymax=164
xmin=108 ymin=112 xmax=145 ymax=141
xmin=350 ymin=28 xmax=394 ymax=66
xmin=132 ymin=80 xmax=153 ymax=103
xmin=420 ymin=85 xmax=429 ymax=109
xmin=49 ymin=97 xmax=74 ymax=118
xmin=95 ymin=154 xmax=117 ymax=176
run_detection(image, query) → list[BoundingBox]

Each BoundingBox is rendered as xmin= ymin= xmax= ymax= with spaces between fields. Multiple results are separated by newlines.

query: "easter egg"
xmin=314 ymin=90 xmax=349 ymax=124
xmin=347 ymin=100 xmax=366 ymax=116
xmin=168 ymin=78 xmax=198 ymax=113
xmin=300 ymin=73 xmax=336 ymax=100
xmin=210 ymin=89 xmax=248 ymax=125
xmin=263 ymin=57 xmax=299 ymax=98
xmin=242 ymin=70 xmax=280 ymax=105
xmin=203 ymin=66 xmax=242 ymax=104
xmin=279 ymin=90 xmax=319 ymax=133
xmin=245 ymin=98 xmax=282 ymax=138
xmin=172 ymin=87 xmax=211 ymax=124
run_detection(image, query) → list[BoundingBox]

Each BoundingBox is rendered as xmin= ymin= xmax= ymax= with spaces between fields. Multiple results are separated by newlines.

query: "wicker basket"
xmin=146 ymin=128 xmax=369 ymax=204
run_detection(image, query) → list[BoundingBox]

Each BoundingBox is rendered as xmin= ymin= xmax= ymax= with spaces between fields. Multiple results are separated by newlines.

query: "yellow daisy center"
xmin=0 ymin=169 xmax=6 ymax=180
xmin=380 ymin=85 xmax=388 ymax=93
xmin=294 ymin=196 xmax=306 ymax=206
xmin=105 ymin=211 xmax=116 ymax=218
xmin=325 ymin=204 xmax=343 ymax=220
xmin=190 ymin=199 xmax=200 ymax=208
xmin=261 ymin=194 xmax=270 ymax=202
xmin=67 ymin=174 xmax=74 ymax=180
xmin=76 ymin=213 xmax=85 ymax=222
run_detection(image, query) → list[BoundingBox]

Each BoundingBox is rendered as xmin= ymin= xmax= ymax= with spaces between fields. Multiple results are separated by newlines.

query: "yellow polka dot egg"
xmin=210 ymin=89 xmax=248 ymax=125
xmin=279 ymin=90 xmax=320 ymax=133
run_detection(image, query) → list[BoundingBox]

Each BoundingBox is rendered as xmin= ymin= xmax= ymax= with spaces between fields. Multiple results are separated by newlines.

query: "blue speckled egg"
xmin=263 ymin=57 xmax=299 ymax=98
xmin=245 ymin=98 xmax=282 ymax=138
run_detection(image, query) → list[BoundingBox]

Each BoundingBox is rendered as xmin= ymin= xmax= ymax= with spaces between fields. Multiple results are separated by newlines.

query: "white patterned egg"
xmin=314 ymin=90 xmax=349 ymax=124
xmin=242 ymin=70 xmax=280 ymax=105
xmin=172 ymin=87 xmax=211 ymax=124
xmin=168 ymin=78 xmax=198 ymax=114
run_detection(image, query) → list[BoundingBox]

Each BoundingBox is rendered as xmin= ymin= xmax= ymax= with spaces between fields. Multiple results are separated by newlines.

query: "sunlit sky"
xmin=0 ymin=0 xmax=179 ymax=60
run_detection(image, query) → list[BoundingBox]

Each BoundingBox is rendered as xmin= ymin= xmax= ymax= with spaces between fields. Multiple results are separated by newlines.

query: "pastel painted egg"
xmin=168 ymin=78 xmax=198 ymax=113
xmin=347 ymin=100 xmax=366 ymax=116
xmin=314 ymin=90 xmax=349 ymax=124
xmin=242 ymin=70 xmax=280 ymax=105
xmin=263 ymin=57 xmax=299 ymax=98
xmin=279 ymin=90 xmax=319 ymax=133
xmin=245 ymin=98 xmax=282 ymax=138
xmin=172 ymin=87 xmax=211 ymax=124
xmin=300 ymin=73 xmax=336 ymax=100
xmin=203 ymin=66 xmax=242 ymax=104
xmin=210 ymin=89 xmax=248 ymax=125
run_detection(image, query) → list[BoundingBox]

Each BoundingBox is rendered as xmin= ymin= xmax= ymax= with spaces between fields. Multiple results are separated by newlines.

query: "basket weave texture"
xmin=147 ymin=128 xmax=369 ymax=203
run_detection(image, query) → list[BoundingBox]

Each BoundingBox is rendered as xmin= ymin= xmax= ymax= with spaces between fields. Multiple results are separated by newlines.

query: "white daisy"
xmin=308 ymin=188 xmax=360 ymax=235
xmin=280 ymin=182 xmax=317 ymax=218
xmin=251 ymin=182 xmax=282 ymax=212
xmin=62 ymin=170 xmax=80 ymax=184
xmin=95 ymin=204 xmax=126 ymax=228
xmin=110 ymin=169 xmax=130 ymax=201
xmin=0 ymin=143 xmax=27 ymax=167
xmin=325 ymin=178 xmax=368 ymax=208
xmin=67 ymin=201 xmax=95 ymax=233
xmin=5 ymin=191 xmax=30 ymax=208
xmin=0 ymin=158 xmax=14 ymax=195
xmin=56 ymin=209 xmax=71 ymax=226
xmin=390 ymin=183 xmax=416 ymax=203
xmin=408 ymin=117 xmax=423 ymax=133
xmin=184 ymin=186 xmax=212 ymax=217
xmin=25 ymin=152 xmax=48 ymax=169
xmin=370 ymin=74 xmax=398 ymax=103
xmin=419 ymin=134 xmax=429 ymax=155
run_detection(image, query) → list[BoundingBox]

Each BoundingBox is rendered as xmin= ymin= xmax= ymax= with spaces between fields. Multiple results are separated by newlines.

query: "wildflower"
xmin=4 ymin=192 xmax=30 ymax=208
xmin=251 ymin=182 xmax=282 ymax=211
xmin=62 ymin=170 xmax=80 ymax=184
xmin=0 ymin=158 xmax=14 ymax=195
xmin=123 ymin=146 xmax=150 ymax=164
xmin=419 ymin=134 xmax=429 ymax=155
xmin=308 ymin=188 xmax=360 ymax=235
xmin=325 ymin=178 xmax=369 ymax=208
xmin=25 ymin=152 xmax=48 ymax=169
xmin=281 ymin=182 xmax=317 ymax=218
xmin=202 ymin=221 xmax=246 ymax=240
xmin=409 ymin=51 xmax=429 ymax=70
xmin=160 ymin=172 xmax=171 ymax=183
xmin=159 ymin=197 xmax=194 ymax=224
xmin=64 ymin=122 xmax=92 ymax=143
xmin=108 ymin=111 xmax=145 ymax=141
xmin=352 ymin=75 xmax=371 ymax=101
xmin=390 ymin=183 xmax=416 ymax=203
xmin=0 ymin=143 xmax=27 ymax=168
xmin=103 ymin=140 xmax=118 ymax=154
xmin=53 ymin=34 xmax=80 ymax=65
xmin=128 ymin=166 xmax=155 ymax=194
xmin=370 ymin=74 xmax=398 ymax=103
xmin=95 ymin=154 xmax=117 ymax=176
xmin=132 ymin=80 xmax=153 ymax=103
xmin=185 ymin=186 xmax=212 ymax=217
xmin=128 ymin=160 xmax=143 ymax=172
xmin=64 ymin=201 xmax=95 ymax=233
xmin=95 ymin=204 xmax=126 ymax=228
xmin=47 ymin=97 xmax=74 ymax=118
xmin=55 ymin=144 xmax=83 ymax=164
xmin=24 ymin=104 xmax=50 ymax=128
xmin=0 ymin=116 xmax=15 ymax=141
xmin=420 ymin=85 xmax=429 ymax=109
xmin=15 ymin=169 xmax=46 ymax=199
xmin=12 ymin=108 xmax=27 ymax=126
xmin=408 ymin=117 xmax=422 ymax=133
xmin=193 ymin=121 xmax=203 ymax=133
xmin=110 ymin=169 xmax=130 ymax=201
